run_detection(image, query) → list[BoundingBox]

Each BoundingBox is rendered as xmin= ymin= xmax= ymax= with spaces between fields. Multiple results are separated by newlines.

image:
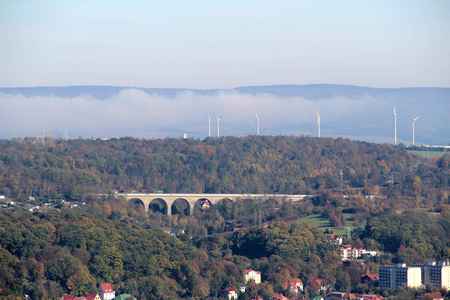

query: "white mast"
xmin=255 ymin=111 xmax=260 ymax=136
xmin=216 ymin=115 xmax=223 ymax=137
xmin=412 ymin=116 xmax=420 ymax=146
xmin=208 ymin=113 xmax=212 ymax=137
xmin=316 ymin=110 xmax=321 ymax=138
xmin=42 ymin=130 xmax=46 ymax=146
xmin=394 ymin=108 xmax=397 ymax=145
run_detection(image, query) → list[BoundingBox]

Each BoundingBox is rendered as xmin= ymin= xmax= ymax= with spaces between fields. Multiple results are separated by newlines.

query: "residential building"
xmin=325 ymin=234 xmax=343 ymax=245
xmin=244 ymin=269 xmax=261 ymax=284
xmin=359 ymin=294 xmax=383 ymax=300
xmin=306 ymin=278 xmax=329 ymax=293
xmin=340 ymin=245 xmax=378 ymax=260
xmin=361 ymin=273 xmax=379 ymax=284
xmin=324 ymin=292 xmax=357 ymax=300
xmin=223 ymin=287 xmax=238 ymax=300
xmin=378 ymin=264 xmax=421 ymax=289
xmin=170 ymin=227 xmax=184 ymax=237
xmin=414 ymin=261 xmax=450 ymax=289
xmin=86 ymin=293 xmax=102 ymax=300
xmin=98 ymin=283 xmax=116 ymax=300
xmin=418 ymin=292 xmax=444 ymax=300
xmin=283 ymin=278 xmax=303 ymax=294
xmin=200 ymin=200 xmax=210 ymax=209
xmin=269 ymin=294 xmax=289 ymax=300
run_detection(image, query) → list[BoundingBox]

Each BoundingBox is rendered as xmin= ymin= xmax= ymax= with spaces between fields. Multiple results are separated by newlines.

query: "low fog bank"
xmin=0 ymin=88 xmax=448 ymax=145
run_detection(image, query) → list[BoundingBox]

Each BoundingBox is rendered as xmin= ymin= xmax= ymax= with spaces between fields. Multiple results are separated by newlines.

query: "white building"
xmin=326 ymin=234 xmax=343 ymax=245
xmin=340 ymin=245 xmax=378 ymax=260
xmin=244 ymin=269 xmax=261 ymax=284
xmin=414 ymin=261 xmax=450 ymax=289
xmin=379 ymin=264 xmax=422 ymax=289
xmin=98 ymin=283 xmax=115 ymax=300
xmin=223 ymin=287 xmax=238 ymax=300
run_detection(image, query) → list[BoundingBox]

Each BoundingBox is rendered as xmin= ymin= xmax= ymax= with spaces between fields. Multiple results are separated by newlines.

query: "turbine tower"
xmin=42 ymin=130 xmax=46 ymax=146
xmin=216 ymin=115 xmax=223 ymax=137
xmin=207 ymin=112 xmax=212 ymax=137
xmin=412 ymin=116 xmax=420 ymax=146
xmin=394 ymin=108 xmax=397 ymax=145
xmin=316 ymin=110 xmax=321 ymax=138
xmin=255 ymin=111 xmax=260 ymax=136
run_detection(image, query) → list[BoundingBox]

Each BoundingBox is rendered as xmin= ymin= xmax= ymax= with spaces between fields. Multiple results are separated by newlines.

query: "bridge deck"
xmin=118 ymin=193 xmax=311 ymax=216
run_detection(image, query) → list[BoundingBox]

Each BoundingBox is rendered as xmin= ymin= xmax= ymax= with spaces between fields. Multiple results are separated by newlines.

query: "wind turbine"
xmin=207 ymin=112 xmax=212 ymax=137
xmin=412 ymin=116 xmax=420 ymax=146
xmin=316 ymin=110 xmax=321 ymax=138
xmin=255 ymin=111 xmax=260 ymax=136
xmin=394 ymin=108 xmax=397 ymax=145
xmin=216 ymin=115 xmax=223 ymax=137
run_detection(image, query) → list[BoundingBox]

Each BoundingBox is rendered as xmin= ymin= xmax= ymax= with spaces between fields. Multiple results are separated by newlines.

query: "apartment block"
xmin=378 ymin=263 xmax=422 ymax=289
xmin=414 ymin=261 xmax=450 ymax=289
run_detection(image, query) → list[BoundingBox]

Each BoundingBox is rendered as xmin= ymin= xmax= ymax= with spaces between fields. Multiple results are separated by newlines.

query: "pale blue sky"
xmin=1 ymin=0 xmax=449 ymax=88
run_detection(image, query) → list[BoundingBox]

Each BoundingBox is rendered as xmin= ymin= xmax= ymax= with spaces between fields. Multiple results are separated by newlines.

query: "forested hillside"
xmin=1 ymin=136 xmax=448 ymax=206
xmin=0 ymin=136 xmax=449 ymax=299
xmin=0 ymin=210 xmax=337 ymax=299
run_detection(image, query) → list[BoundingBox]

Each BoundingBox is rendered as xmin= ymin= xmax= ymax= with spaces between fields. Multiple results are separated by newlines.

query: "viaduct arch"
xmin=119 ymin=193 xmax=309 ymax=216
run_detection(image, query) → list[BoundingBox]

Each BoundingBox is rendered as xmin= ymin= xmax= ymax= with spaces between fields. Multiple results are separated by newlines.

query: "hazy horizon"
xmin=1 ymin=85 xmax=448 ymax=146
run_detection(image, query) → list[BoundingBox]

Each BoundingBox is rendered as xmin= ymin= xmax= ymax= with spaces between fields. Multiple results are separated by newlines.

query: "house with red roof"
xmin=269 ymin=294 xmax=289 ymax=300
xmin=86 ymin=293 xmax=101 ymax=300
xmin=244 ymin=269 xmax=261 ymax=284
xmin=61 ymin=296 xmax=75 ymax=300
xmin=325 ymin=234 xmax=343 ymax=245
xmin=359 ymin=294 xmax=383 ymax=300
xmin=324 ymin=292 xmax=357 ymax=299
xmin=361 ymin=273 xmax=379 ymax=283
xmin=418 ymin=292 xmax=444 ymax=300
xmin=306 ymin=278 xmax=329 ymax=293
xmin=223 ymin=287 xmax=238 ymax=300
xmin=283 ymin=278 xmax=303 ymax=294
xmin=98 ymin=283 xmax=115 ymax=300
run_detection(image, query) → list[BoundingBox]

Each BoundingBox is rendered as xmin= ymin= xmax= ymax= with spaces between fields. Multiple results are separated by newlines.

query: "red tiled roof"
xmin=86 ymin=293 xmax=99 ymax=300
xmin=223 ymin=287 xmax=236 ymax=293
xmin=360 ymin=295 xmax=384 ymax=300
xmin=283 ymin=278 xmax=303 ymax=289
xmin=100 ymin=283 xmax=114 ymax=293
xmin=326 ymin=292 xmax=359 ymax=299
xmin=306 ymin=278 xmax=323 ymax=284
xmin=245 ymin=269 xmax=261 ymax=274
xmin=420 ymin=292 xmax=443 ymax=300
xmin=325 ymin=234 xmax=341 ymax=239
xmin=362 ymin=273 xmax=379 ymax=281
xmin=270 ymin=294 xmax=289 ymax=300
xmin=62 ymin=295 xmax=75 ymax=300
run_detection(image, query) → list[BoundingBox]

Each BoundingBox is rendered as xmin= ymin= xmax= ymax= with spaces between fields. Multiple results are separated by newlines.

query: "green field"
xmin=298 ymin=213 xmax=362 ymax=236
xmin=408 ymin=150 xmax=447 ymax=158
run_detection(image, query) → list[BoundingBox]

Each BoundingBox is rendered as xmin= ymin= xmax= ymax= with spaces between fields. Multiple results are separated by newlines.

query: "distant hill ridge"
xmin=1 ymin=84 xmax=449 ymax=100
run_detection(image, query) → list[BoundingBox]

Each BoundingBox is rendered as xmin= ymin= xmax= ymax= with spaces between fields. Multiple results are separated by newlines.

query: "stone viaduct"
xmin=118 ymin=193 xmax=310 ymax=216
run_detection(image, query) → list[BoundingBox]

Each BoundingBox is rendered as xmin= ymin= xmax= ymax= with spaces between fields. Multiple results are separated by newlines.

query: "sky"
xmin=1 ymin=0 xmax=450 ymax=89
